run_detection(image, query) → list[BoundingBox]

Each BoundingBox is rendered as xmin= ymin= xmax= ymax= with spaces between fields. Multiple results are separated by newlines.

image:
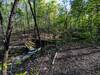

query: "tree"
xmin=28 ymin=0 xmax=41 ymax=45
xmin=3 ymin=0 xmax=19 ymax=75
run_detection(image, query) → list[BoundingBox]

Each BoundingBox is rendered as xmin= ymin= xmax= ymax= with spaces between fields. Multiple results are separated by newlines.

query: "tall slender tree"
xmin=28 ymin=0 xmax=41 ymax=47
xmin=3 ymin=0 xmax=19 ymax=75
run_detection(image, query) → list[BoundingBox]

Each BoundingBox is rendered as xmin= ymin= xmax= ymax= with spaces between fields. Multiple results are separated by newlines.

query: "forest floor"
xmin=32 ymin=42 xmax=100 ymax=75
xmin=1 ymin=41 xmax=100 ymax=75
xmin=0 ymin=30 xmax=100 ymax=75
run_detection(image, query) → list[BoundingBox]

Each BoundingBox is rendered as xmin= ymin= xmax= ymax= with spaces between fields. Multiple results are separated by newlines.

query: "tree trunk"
xmin=28 ymin=0 xmax=42 ymax=53
xmin=0 ymin=11 xmax=5 ymax=75
xmin=3 ymin=0 xmax=19 ymax=75
xmin=0 ymin=12 xmax=4 ymax=37
xmin=2 ymin=50 xmax=9 ymax=75
xmin=28 ymin=0 xmax=40 ymax=42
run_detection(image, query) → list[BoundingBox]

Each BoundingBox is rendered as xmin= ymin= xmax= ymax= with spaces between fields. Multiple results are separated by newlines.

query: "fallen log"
xmin=11 ymin=47 xmax=41 ymax=64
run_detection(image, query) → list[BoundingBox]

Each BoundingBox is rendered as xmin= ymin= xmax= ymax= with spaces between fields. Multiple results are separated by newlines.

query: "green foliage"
xmin=0 ymin=63 xmax=2 ymax=71
xmin=16 ymin=71 xmax=27 ymax=75
xmin=0 ymin=0 xmax=100 ymax=74
xmin=0 ymin=0 xmax=99 ymax=43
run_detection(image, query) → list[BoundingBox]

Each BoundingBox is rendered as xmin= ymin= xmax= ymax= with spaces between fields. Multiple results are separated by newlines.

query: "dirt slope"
xmin=34 ymin=43 xmax=100 ymax=75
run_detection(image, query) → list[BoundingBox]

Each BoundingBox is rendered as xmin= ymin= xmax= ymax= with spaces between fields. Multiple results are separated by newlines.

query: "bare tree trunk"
xmin=3 ymin=0 xmax=19 ymax=75
xmin=2 ymin=50 xmax=9 ymax=75
xmin=28 ymin=0 xmax=42 ymax=52
xmin=0 ymin=12 xmax=4 ymax=36
xmin=28 ymin=0 xmax=41 ymax=41
xmin=0 ymin=11 xmax=5 ymax=75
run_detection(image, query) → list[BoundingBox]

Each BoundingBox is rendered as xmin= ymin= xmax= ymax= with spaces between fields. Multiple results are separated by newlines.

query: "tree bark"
xmin=28 ymin=0 xmax=41 ymax=43
xmin=28 ymin=0 xmax=42 ymax=55
xmin=3 ymin=0 xmax=19 ymax=75
xmin=0 ymin=12 xmax=4 ymax=37
xmin=0 ymin=11 xmax=5 ymax=75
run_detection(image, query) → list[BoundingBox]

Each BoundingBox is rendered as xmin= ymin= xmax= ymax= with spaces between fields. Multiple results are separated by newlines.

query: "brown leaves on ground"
xmin=33 ymin=43 xmax=100 ymax=75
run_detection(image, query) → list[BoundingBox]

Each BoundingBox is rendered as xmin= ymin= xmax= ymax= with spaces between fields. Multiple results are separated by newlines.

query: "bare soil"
xmin=33 ymin=43 xmax=100 ymax=75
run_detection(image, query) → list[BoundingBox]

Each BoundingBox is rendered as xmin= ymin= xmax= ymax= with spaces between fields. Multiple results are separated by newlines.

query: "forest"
xmin=0 ymin=0 xmax=100 ymax=75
